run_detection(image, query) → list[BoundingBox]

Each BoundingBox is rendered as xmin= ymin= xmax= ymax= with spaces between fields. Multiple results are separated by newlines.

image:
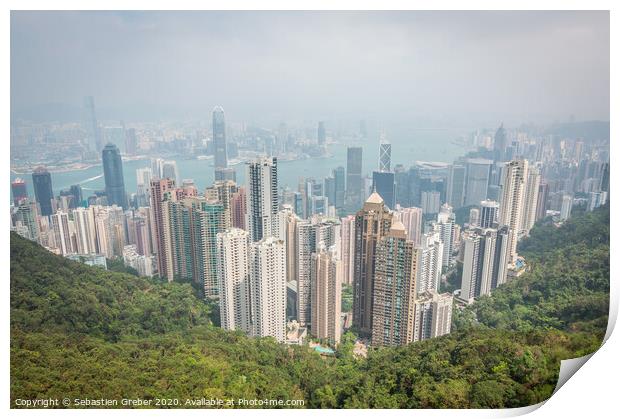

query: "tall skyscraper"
xmin=72 ymin=206 xmax=97 ymax=254
xmin=333 ymin=166 xmax=346 ymax=210
xmin=230 ymin=186 xmax=247 ymax=230
xmin=372 ymin=171 xmax=395 ymax=209
xmin=167 ymin=196 xmax=225 ymax=297
xmin=464 ymin=158 xmax=492 ymax=207
xmin=317 ymin=121 xmax=326 ymax=145
xmin=345 ymin=146 xmax=363 ymax=211
xmin=435 ymin=204 xmax=456 ymax=268
xmin=207 ymin=180 xmax=238 ymax=230
xmin=150 ymin=178 xmax=175 ymax=280
xmin=371 ymin=219 xmax=419 ymax=347
xmin=353 ymin=192 xmax=393 ymax=336
xmin=493 ymin=123 xmax=507 ymax=162
xmin=416 ymin=232 xmax=444 ymax=295
xmin=498 ymin=159 xmax=528 ymax=264
xmin=446 ymin=163 xmax=466 ymax=209
xmin=459 ymin=226 xmax=511 ymax=303
xmin=246 ymin=157 xmax=279 ymax=242
xmin=324 ymin=175 xmax=336 ymax=207
xmin=217 ymin=228 xmax=252 ymax=334
xmin=535 ymin=182 xmax=549 ymax=221
xmin=11 ymin=178 xmax=28 ymax=206
xmin=310 ymin=245 xmax=342 ymax=345
xmin=278 ymin=206 xmax=299 ymax=285
xmin=249 ymin=237 xmax=287 ymax=342
xmin=394 ymin=165 xmax=411 ymax=207
xmin=84 ymin=96 xmax=102 ymax=152
xmin=213 ymin=106 xmax=228 ymax=173
xmin=480 ymin=200 xmax=499 ymax=228
xmin=378 ymin=136 xmax=391 ymax=172
xmin=340 ymin=215 xmax=356 ymax=286
xmin=50 ymin=211 xmax=74 ymax=256
xmin=32 ymin=167 xmax=54 ymax=217
xmin=295 ymin=216 xmax=340 ymax=326
xmin=69 ymin=185 xmax=83 ymax=208
xmin=520 ymin=165 xmax=541 ymax=236
xmin=102 ymin=143 xmax=128 ymax=209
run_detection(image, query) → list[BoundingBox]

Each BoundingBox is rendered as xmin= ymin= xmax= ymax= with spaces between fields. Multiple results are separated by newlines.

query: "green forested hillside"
xmin=454 ymin=204 xmax=610 ymax=338
xmin=10 ymin=204 xmax=609 ymax=408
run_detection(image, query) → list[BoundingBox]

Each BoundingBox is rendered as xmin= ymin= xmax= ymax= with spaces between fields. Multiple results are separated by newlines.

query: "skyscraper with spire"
xmin=213 ymin=106 xmax=228 ymax=176
xmin=378 ymin=134 xmax=391 ymax=172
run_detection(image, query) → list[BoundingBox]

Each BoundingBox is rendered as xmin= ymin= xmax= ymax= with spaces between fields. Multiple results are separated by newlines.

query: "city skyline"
xmin=7 ymin=8 xmax=612 ymax=411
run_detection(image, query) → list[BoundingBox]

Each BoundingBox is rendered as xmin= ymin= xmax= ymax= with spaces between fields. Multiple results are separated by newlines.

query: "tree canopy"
xmin=10 ymin=204 xmax=609 ymax=408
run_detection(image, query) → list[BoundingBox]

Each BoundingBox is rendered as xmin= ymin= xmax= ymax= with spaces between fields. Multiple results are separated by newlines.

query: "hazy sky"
xmin=11 ymin=11 xmax=610 ymax=126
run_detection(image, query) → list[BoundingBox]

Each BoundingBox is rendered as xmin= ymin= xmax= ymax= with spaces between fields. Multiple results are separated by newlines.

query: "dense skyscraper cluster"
xmin=11 ymin=113 xmax=609 ymax=351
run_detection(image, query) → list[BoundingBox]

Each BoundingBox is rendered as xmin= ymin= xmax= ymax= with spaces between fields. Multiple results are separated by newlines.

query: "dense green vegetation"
xmin=341 ymin=284 xmax=353 ymax=313
xmin=10 ymin=204 xmax=609 ymax=408
xmin=454 ymin=203 xmax=609 ymax=339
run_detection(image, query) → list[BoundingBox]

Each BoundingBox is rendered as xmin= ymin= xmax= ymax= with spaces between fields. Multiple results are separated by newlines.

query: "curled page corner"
xmin=553 ymin=353 xmax=594 ymax=394
xmin=550 ymin=295 xmax=617 ymax=399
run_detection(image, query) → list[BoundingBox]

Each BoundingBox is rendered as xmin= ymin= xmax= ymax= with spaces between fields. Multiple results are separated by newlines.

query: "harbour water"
xmin=11 ymin=129 xmax=469 ymax=199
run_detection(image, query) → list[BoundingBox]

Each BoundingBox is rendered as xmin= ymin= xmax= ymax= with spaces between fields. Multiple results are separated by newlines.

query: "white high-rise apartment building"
xmin=72 ymin=206 xmax=97 ymax=254
xmin=498 ymin=159 xmax=528 ymax=264
xmin=50 ymin=211 xmax=74 ymax=255
xmin=295 ymin=216 xmax=340 ymax=326
xmin=459 ymin=226 xmax=511 ymax=304
xmin=250 ymin=236 xmax=287 ymax=342
xmin=340 ymin=215 xmax=355 ymax=286
xmin=435 ymin=204 xmax=455 ymax=268
xmin=246 ymin=157 xmax=279 ymax=242
xmin=217 ymin=228 xmax=252 ymax=334
xmin=416 ymin=232 xmax=444 ymax=296
xmin=561 ymin=194 xmax=573 ymax=221
xmin=310 ymin=245 xmax=342 ymax=345
xmin=520 ymin=164 xmax=541 ymax=237
xmin=412 ymin=291 xmax=453 ymax=342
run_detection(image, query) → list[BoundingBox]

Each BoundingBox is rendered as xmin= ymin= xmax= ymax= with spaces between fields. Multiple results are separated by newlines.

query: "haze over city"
xmin=11 ymin=11 xmax=610 ymax=126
